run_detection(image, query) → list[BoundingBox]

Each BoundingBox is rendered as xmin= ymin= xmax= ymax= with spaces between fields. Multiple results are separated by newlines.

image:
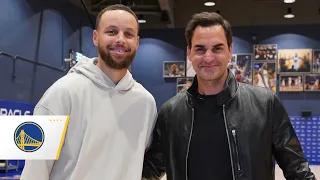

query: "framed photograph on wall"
xmin=177 ymin=77 xmax=194 ymax=94
xmin=163 ymin=61 xmax=185 ymax=78
xmin=235 ymin=54 xmax=253 ymax=84
xmin=253 ymin=44 xmax=277 ymax=61
xmin=277 ymin=49 xmax=312 ymax=73
xmin=253 ymin=62 xmax=277 ymax=92
xmin=228 ymin=54 xmax=237 ymax=75
xmin=304 ymin=74 xmax=320 ymax=91
xmin=279 ymin=75 xmax=304 ymax=92
xmin=312 ymin=49 xmax=320 ymax=73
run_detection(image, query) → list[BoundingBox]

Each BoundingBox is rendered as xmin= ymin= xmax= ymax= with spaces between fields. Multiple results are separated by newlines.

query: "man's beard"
xmin=98 ymin=44 xmax=136 ymax=70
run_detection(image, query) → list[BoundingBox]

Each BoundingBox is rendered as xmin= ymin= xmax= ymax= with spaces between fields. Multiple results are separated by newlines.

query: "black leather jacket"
xmin=142 ymin=70 xmax=316 ymax=180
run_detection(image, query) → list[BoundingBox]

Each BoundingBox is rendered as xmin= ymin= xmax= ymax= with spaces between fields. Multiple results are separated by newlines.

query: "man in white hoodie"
xmin=20 ymin=4 xmax=157 ymax=180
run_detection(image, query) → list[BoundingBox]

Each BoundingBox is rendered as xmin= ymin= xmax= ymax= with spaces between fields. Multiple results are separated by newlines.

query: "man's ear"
xmin=93 ymin=30 xmax=98 ymax=47
xmin=136 ymin=36 xmax=140 ymax=50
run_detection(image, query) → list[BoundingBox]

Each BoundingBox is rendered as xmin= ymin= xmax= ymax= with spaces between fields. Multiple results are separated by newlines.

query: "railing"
xmin=0 ymin=51 xmax=67 ymax=80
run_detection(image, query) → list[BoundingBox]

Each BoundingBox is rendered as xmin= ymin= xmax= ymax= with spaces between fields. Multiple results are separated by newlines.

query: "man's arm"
xmin=271 ymin=94 xmax=316 ymax=180
xmin=142 ymin=108 xmax=166 ymax=180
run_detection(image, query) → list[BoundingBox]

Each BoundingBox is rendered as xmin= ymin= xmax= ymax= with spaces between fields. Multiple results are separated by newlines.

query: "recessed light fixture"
xmin=204 ymin=1 xmax=215 ymax=6
xmin=138 ymin=15 xmax=146 ymax=23
xmin=284 ymin=0 xmax=295 ymax=3
xmin=284 ymin=7 xmax=294 ymax=18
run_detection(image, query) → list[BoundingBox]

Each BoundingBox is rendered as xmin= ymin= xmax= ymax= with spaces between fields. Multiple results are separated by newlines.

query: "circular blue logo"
xmin=14 ymin=122 xmax=44 ymax=152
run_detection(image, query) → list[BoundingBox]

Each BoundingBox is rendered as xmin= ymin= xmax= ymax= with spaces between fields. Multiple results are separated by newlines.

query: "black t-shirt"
xmin=187 ymin=93 xmax=233 ymax=180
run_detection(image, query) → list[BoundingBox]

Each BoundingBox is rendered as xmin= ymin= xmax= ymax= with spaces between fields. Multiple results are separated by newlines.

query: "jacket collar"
xmin=186 ymin=69 xmax=239 ymax=107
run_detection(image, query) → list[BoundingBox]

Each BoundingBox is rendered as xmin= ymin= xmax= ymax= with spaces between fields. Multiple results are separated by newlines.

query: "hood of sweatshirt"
xmin=68 ymin=56 xmax=134 ymax=92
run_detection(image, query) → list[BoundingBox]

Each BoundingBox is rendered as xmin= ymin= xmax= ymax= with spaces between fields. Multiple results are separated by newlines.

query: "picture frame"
xmin=277 ymin=49 xmax=312 ymax=73
xmin=312 ymin=49 xmax=320 ymax=73
xmin=279 ymin=75 xmax=304 ymax=92
xmin=176 ymin=77 xmax=194 ymax=94
xmin=234 ymin=53 xmax=253 ymax=84
xmin=253 ymin=44 xmax=277 ymax=61
xmin=228 ymin=54 xmax=238 ymax=75
xmin=304 ymin=74 xmax=320 ymax=91
xmin=253 ymin=62 xmax=277 ymax=92
xmin=163 ymin=61 xmax=186 ymax=78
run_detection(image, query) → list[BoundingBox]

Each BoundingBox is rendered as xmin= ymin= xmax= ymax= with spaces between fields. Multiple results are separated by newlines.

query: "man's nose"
xmin=203 ymin=50 xmax=215 ymax=62
xmin=115 ymin=32 xmax=125 ymax=44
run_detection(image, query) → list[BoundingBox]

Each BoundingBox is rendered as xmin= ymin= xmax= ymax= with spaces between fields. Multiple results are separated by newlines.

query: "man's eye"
xmin=125 ymin=32 xmax=133 ymax=37
xmin=213 ymin=47 xmax=222 ymax=52
xmin=107 ymin=30 xmax=116 ymax=35
xmin=196 ymin=49 xmax=206 ymax=55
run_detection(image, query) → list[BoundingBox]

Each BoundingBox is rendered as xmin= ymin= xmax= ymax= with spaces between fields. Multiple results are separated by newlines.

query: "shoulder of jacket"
xmin=160 ymin=92 xmax=186 ymax=112
xmin=238 ymin=83 xmax=275 ymax=102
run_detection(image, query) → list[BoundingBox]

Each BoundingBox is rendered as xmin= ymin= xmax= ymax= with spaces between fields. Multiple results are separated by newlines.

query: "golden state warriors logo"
xmin=14 ymin=122 xmax=44 ymax=152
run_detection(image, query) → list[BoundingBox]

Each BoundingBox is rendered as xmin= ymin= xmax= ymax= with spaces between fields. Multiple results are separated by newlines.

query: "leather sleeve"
xmin=271 ymin=93 xmax=316 ymax=180
xmin=142 ymin=108 xmax=166 ymax=180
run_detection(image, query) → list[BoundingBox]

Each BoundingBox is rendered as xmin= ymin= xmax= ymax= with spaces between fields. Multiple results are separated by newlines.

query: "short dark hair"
xmin=95 ymin=4 xmax=139 ymax=31
xmin=185 ymin=12 xmax=232 ymax=49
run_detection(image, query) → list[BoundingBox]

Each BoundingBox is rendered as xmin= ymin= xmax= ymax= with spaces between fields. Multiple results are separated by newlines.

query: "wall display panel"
xmin=235 ymin=54 xmax=253 ymax=84
xmin=176 ymin=77 xmax=193 ymax=94
xmin=290 ymin=116 xmax=320 ymax=164
xmin=253 ymin=44 xmax=277 ymax=61
xmin=304 ymin=74 xmax=320 ymax=91
xmin=312 ymin=49 xmax=320 ymax=73
xmin=278 ymin=49 xmax=312 ymax=73
xmin=253 ymin=62 xmax=277 ymax=92
xmin=279 ymin=75 xmax=304 ymax=92
xmin=163 ymin=61 xmax=185 ymax=78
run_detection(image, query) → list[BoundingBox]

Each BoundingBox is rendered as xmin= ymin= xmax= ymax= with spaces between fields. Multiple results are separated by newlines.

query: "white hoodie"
xmin=20 ymin=57 xmax=157 ymax=180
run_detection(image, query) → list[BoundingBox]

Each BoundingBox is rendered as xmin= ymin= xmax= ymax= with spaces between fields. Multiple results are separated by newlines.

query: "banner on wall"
xmin=0 ymin=99 xmax=35 ymax=116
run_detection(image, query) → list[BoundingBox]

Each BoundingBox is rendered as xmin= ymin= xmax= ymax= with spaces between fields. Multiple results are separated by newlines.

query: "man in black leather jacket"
xmin=142 ymin=12 xmax=316 ymax=180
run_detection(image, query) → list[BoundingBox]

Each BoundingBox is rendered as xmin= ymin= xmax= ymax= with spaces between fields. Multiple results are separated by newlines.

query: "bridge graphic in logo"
xmin=14 ymin=122 xmax=44 ymax=152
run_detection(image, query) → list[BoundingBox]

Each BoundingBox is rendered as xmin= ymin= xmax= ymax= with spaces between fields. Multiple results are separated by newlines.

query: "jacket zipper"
xmin=232 ymin=129 xmax=241 ymax=171
xmin=223 ymin=105 xmax=236 ymax=180
xmin=185 ymin=108 xmax=195 ymax=180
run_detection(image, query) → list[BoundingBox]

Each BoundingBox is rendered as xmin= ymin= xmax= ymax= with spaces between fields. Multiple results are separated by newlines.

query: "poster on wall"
xmin=312 ymin=49 xmax=320 ymax=73
xmin=234 ymin=54 xmax=252 ymax=84
xmin=253 ymin=62 xmax=277 ymax=92
xmin=278 ymin=49 xmax=312 ymax=73
xmin=163 ymin=61 xmax=185 ymax=78
xmin=186 ymin=56 xmax=196 ymax=77
xmin=177 ymin=77 xmax=193 ymax=94
xmin=304 ymin=74 xmax=320 ymax=91
xmin=253 ymin=44 xmax=277 ymax=61
xmin=279 ymin=75 xmax=304 ymax=92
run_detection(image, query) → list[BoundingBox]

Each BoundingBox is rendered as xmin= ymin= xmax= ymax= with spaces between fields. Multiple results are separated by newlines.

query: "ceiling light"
xmin=138 ymin=15 xmax=146 ymax=23
xmin=284 ymin=0 xmax=295 ymax=3
xmin=138 ymin=19 xmax=146 ymax=23
xmin=204 ymin=1 xmax=215 ymax=6
xmin=284 ymin=7 xmax=294 ymax=18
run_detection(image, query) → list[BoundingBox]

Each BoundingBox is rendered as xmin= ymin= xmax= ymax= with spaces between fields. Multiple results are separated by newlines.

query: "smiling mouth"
xmin=202 ymin=65 xmax=219 ymax=68
xmin=109 ymin=48 xmax=129 ymax=55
